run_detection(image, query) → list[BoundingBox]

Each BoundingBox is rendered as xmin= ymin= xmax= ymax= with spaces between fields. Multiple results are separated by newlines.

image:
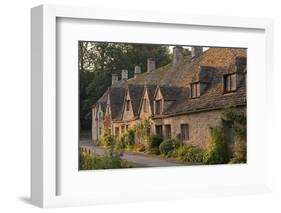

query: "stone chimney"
xmin=147 ymin=58 xmax=156 ymax=72
xmin=121 ymin=69 xmax=128 ymax=80
xmin=172 ymin=46 xmax=184 ymax=65
xmin=191 ymin=47 xmax=203 ymax=59
xmin=134 ymin=65 xmax=141 ymax=78
xmin=112 ymin=74 xmax=119 ymax=85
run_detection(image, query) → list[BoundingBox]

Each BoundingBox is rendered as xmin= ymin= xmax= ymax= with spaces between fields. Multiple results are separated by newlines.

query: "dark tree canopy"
xmin=79 ymin=41 xmax=190 ymax=131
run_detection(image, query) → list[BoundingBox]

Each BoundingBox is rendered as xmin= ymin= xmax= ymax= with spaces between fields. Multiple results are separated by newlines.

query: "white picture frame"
xmin=31 ymin=4 xmax=274 ymax=208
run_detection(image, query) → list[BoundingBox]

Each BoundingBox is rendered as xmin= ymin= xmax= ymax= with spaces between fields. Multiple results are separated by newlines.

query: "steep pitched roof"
xmin=159 ymin=48 xmax=247 ymax=115
xmin=93 ymin=47 xmax=247 ymax=120
xmin=127 ymin=84 xmax=145 ymax=117
xmin=108 ymin=87 xmax=126 ymax=120
xmin=158 ymin=85 xmax=188 ymax=101
xmin=145 ymin=84 xmax=157 ymax=110
xmin=94 ymin=89 xmax=109 ymax=113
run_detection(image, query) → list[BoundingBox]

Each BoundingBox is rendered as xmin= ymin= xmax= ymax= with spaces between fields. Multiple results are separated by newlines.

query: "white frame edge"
xmin=31 ymin=4 xmax=274 ymax=208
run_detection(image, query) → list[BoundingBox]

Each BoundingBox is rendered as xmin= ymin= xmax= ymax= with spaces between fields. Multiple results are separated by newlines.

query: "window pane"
xmin=156 ymin=100 xmax=161 ymax=114
xmin=181 ymin=124 xmax=189 ymax=140
xmin=191 ymin=83 xmax=200 ymax=98
xmin=230 ymin=74 xmax=236 ymax=91
xmin=196 ymin=83 xmax=200 ymax=96
xmin=156 ymin=125 xmax=163 ymax=137
xmin=224 ymin=75 xmax=231 ymax=92
xmin=165 ymin=125 xmax=171 ymax=138
xmin=227 ymin=76 xmax=231 ymax=91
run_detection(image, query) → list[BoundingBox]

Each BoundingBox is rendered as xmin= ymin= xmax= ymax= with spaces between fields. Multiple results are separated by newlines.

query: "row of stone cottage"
xmin=92 ymin=46 xmax=247 ymax=148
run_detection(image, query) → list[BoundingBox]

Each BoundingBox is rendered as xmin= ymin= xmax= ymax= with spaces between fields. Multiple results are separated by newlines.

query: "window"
xmin=180 ymin=124 xmax=189 ymax=140
xmin=126 ymin=125 xmax=129 ymax=131
xmin=143 ymin=98 xmax=148 ymax=112
xmin=191 ymin=82 xmax=200 ymax=98
xmin=98 ymin=111 xmax=102 ymax=119
xmin=121 ymin=125 xmax=125 ymax=133
xmin=155 ymin=100 xmax=162 ymax=115
xmin=115 ymin=127 xmax=120 ymax=137
xmin=155 ymin=125 xmax=163 ymax=137
xmin=126 ymin=100 xmax=130 ymax=111
xmin=224 ymin=73 xmax=237 ymax=93
xmin=164 ymin=124 xmax=172 ymax=139
xmin=99 ymin=127 xmax=102 ymax=136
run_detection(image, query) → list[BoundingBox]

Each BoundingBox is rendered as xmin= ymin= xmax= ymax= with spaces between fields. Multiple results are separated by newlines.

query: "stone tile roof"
xmin=127 ymin=84 xmax=145 ymax=117
xmin=93 ymin=47 xmax=247 ymax=120
xmin=108 ymin=87 xmax=126 ymax=120
xmin=158 ymin=85 xmax=189 ymax=101
xmin=145 ymin=84 xmax=157 ymax=111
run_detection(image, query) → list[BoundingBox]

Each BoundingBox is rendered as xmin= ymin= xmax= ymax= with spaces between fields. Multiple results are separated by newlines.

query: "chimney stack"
xmin=112 ymin=74 xmax=118 ymax=85
xmin=172 ymin=46 xmax=184 ymax=65
xmin=147 ymin=58 xmax=156 ymax=72
xmin=121 ymin=69 xmax=128 ymax=80
xmin=134 ymin=65 xmax=141 ymax=78
xmin=191 ymin=47 xmax=203 ymax=59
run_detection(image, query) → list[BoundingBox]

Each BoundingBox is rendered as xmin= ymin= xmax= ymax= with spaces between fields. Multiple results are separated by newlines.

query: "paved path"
xmin=79 ymin=139 xmax=186 ymax=167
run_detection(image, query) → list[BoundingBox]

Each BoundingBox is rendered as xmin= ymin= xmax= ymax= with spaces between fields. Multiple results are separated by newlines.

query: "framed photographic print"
xmin=31 ymin=4 xmax=274 ymax=208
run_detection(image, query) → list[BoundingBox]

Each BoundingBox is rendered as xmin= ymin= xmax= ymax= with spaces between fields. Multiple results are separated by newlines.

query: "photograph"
xmin=78 ymin=42 xmax=247 ymax=170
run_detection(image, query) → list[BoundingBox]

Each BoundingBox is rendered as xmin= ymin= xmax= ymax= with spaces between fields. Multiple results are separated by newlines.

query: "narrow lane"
xmin=79 ymin=139 xmax=186 ymax=167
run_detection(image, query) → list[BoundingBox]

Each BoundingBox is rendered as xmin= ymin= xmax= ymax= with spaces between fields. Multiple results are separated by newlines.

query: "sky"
xmin=168 ymin=46 xmax=208 ymax=53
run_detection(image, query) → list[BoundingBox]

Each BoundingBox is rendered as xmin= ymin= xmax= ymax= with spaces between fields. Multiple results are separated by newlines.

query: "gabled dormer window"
xmin=155 ymin=100 xmax=162 ymax=115
xmin=126 ymin=100 xmax=130 ymax=111
xmin=224 ymin=73 xmax=236 ymax=93
xmin=98 ymin=111 xmax=102 ymax=120
xmin=143 ymin=98 xmax=148 ymax=112
xmin=191 ymin=82 xmax=200 ymax=98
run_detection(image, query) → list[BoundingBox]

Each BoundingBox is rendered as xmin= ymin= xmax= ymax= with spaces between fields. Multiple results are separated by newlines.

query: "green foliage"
xmin=79 ymin=42 xmax=172 ymax=130
xmin=133 ymin=143 xmax=146 ymax=152
xmin=174 ymin=144 xmax=189 ymax=160
xmin=79 ymin=149 xmax=139 ymax=170
xmin=135 ymin=118 xmax=151 ymax=148
xmin=183 ymin=145 xmax=204 ymax=163
xmin=159 ymin=139 xmax=175 ymax=156
xmin=126 ymin=129 xmax=135 ymax=147
xmin=203 ymin=127 xmax=229 ymax=164
xmin=99 ymin=128 xmax=113 ymax=147
xmin=115 ymin=129 xmax=136 ymax=151
xmin=147 ymin=135 xmax=163 ymax=154
xmin=230 ymin=141 xmax=247 ymax=163
xmin=115 ymin=136 xmax=127 ymax=150
xmin=222 ymin=106 xmax=247 ymax=163
xmin=222 ymin=106 xmax=246 ymax=142
xmin=79 ymin=150 xmax=95 ymax=170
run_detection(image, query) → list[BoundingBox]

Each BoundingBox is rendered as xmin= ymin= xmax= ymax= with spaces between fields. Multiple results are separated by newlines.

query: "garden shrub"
xmin=147 ymin=135 xmax=163 ymax=154
xmin=99 ymin=128 xmax=113 ymax=147
xmin=135 ymin=118 xmax=151 ymax=148
xmin=174 ymin=144 xmax=189 ymax=160
xmin=115 ymin=136 xmax=127 ymax=150
xmin=159 ymin=139 xmax=174 ymax=156
xmin=125 ymin=129 xmax=135 ymax=147
xmin=173 ymin=139 xmax=183 ymax=149
xmin=229 ymin=140 xmax=246 ymax=163
xmin=134 ymin=143 xmax=146 ymax=152
xmin=79 ymin=149 xmax=95 ymax=170
xmin=184 ymin=145 xmax=204 ymax=163
xmin=115 ymin=129 xmax=135 ymax=151
xmin=203 ymin=127 xmax=229 ymax=164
